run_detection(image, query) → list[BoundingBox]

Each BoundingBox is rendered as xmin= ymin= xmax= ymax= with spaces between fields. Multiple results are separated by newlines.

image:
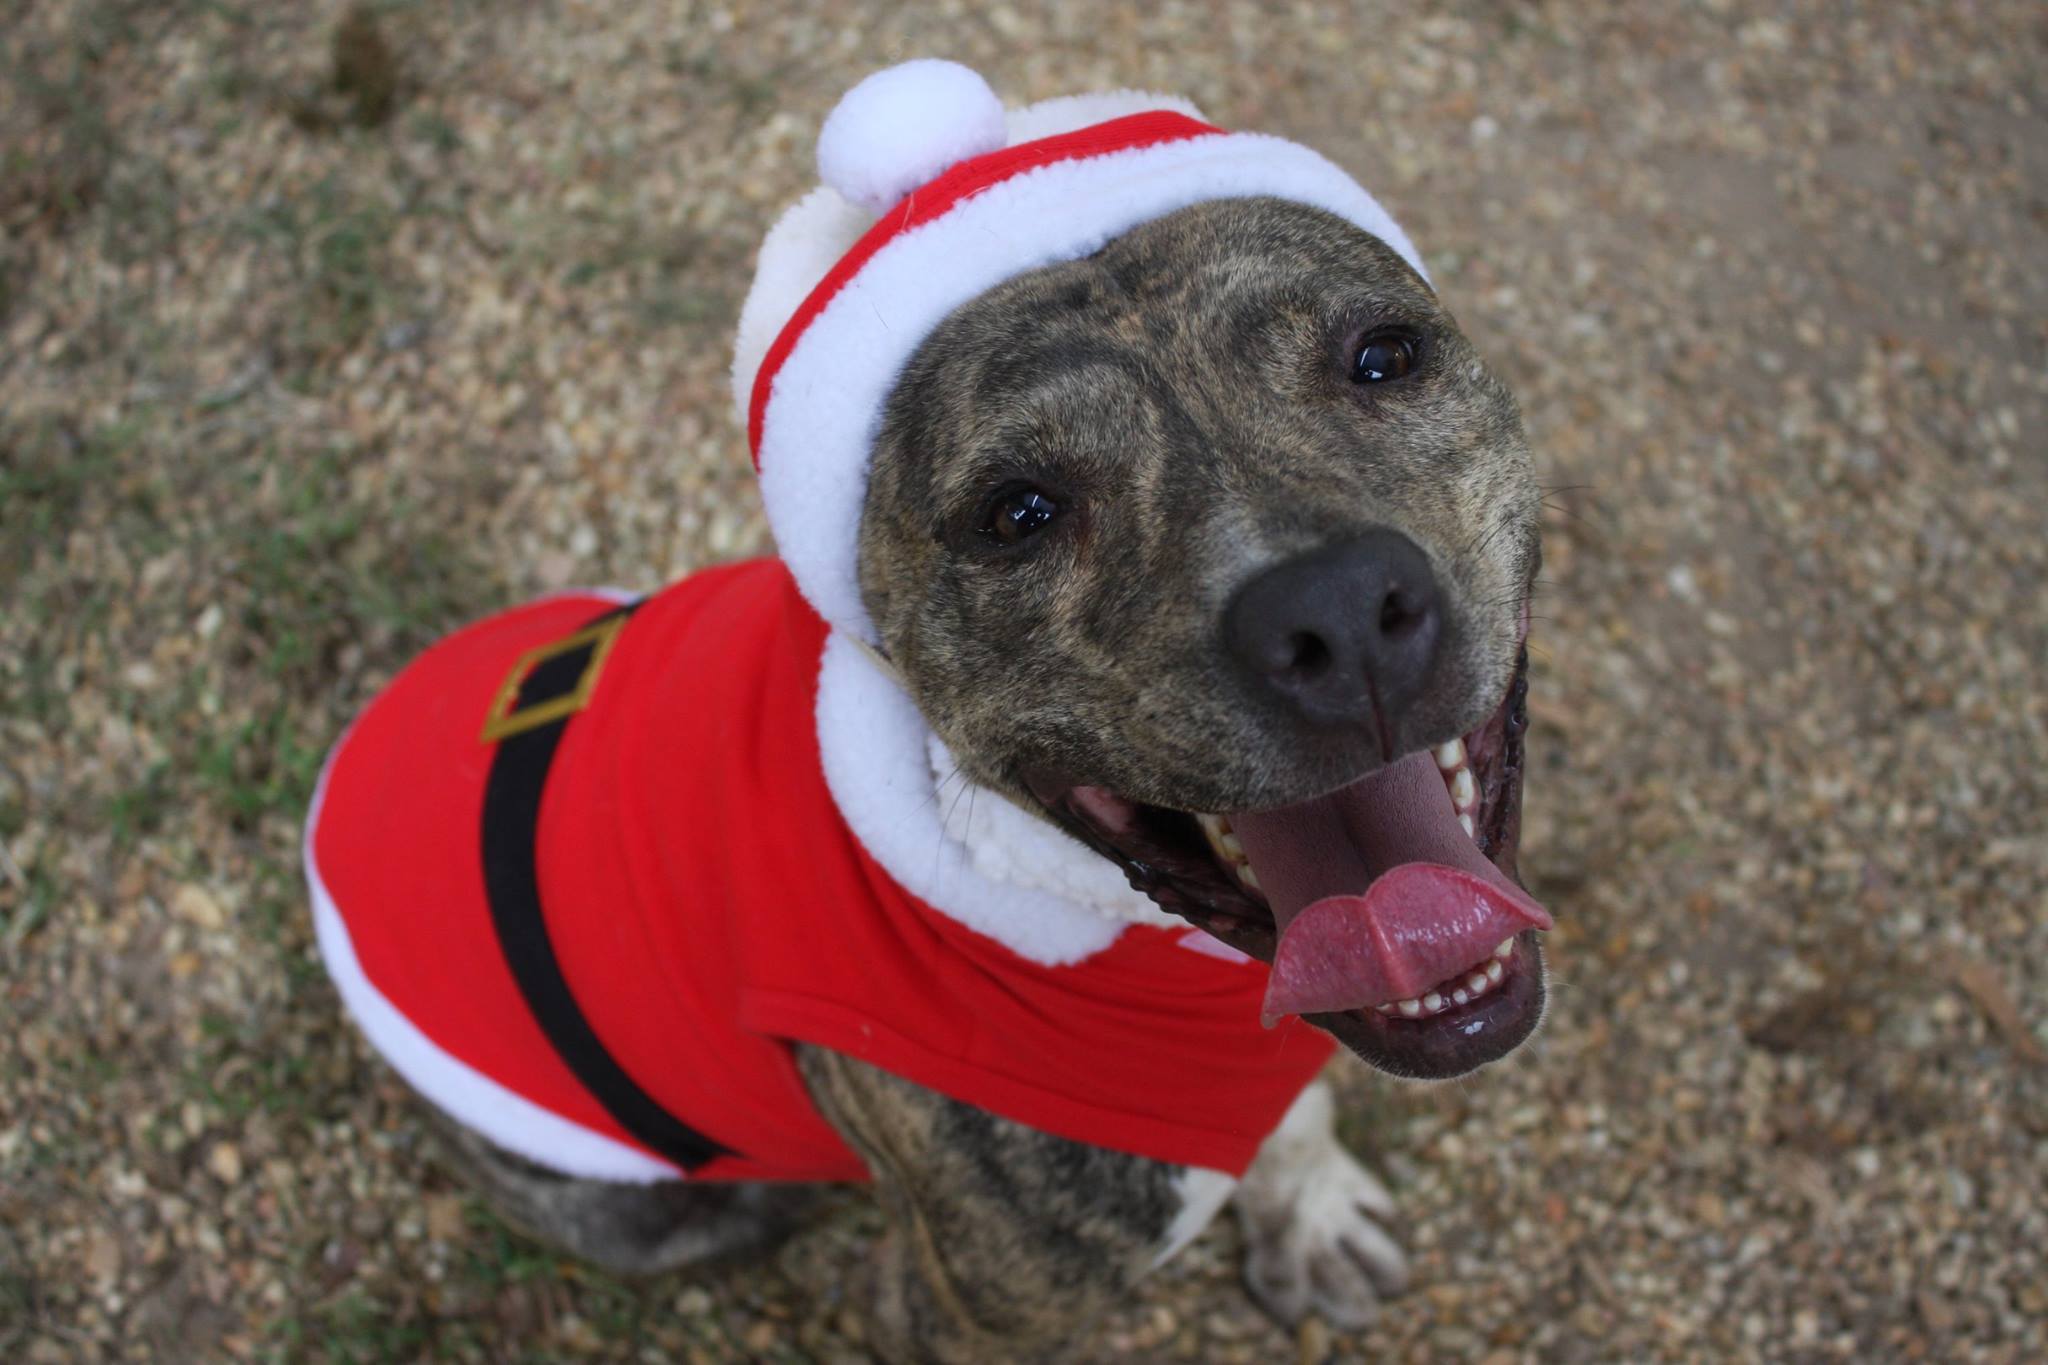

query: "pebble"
xmin=207 ymin=1142 xmax=243 ymax=1186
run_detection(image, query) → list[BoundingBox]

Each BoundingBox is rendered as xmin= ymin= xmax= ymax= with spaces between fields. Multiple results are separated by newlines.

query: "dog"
xmin=303 ymin=61 xmax=1549 ymax=1363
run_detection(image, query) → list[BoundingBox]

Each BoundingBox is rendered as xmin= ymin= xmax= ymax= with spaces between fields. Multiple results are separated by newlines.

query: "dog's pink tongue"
xmin=1230 ymin=753 xmax=1551 ymax=1017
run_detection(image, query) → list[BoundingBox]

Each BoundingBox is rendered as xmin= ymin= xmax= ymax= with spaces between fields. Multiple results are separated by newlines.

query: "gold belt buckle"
xmin=479 ymin=614 xmax=627 ymax=743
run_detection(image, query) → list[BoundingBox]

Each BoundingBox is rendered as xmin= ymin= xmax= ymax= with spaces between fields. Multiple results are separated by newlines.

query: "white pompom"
xmin=816 ymin=60 xmax=1008 ymax=215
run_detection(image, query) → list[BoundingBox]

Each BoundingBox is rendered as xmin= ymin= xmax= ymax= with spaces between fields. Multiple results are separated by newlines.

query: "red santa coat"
xmin=305 ymin=558 xmax=1334 ymax=1183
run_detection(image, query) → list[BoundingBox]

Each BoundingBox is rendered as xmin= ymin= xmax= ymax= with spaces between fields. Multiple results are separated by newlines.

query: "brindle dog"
xmin=435 ymin=197 xmax=1545 ymax=1362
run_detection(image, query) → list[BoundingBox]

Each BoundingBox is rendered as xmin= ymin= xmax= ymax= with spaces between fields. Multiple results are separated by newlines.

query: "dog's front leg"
xmin=797 ymin=1047 xmax=1234 ymax=1363
xmin=1232 ymin=1078 xmax=1409 ymax=1329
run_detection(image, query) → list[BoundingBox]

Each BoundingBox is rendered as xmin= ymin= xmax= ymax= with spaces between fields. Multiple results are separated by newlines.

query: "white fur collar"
xmin=813 ymin=631 xmax=1180 ymax=966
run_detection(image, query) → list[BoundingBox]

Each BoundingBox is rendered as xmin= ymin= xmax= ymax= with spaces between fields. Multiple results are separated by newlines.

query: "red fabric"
xmin=313 ymin=559 xmax=1335 ymax=1181
xmin=747 ymin=111 xmax=1223 ymax=458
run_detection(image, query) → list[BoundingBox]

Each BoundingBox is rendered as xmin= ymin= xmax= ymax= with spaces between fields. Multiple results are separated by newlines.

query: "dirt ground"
xmin=3 ymin=1 xmax=2044 ymax=1361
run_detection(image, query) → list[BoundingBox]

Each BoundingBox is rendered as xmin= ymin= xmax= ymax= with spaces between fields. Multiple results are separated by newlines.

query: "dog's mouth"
xmin=1025 ymin=646 xmax=1546 ymax=1080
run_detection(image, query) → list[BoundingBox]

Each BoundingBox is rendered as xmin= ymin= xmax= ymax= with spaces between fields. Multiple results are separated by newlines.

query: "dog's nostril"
xmin=1285 ymin=631 xmax=1332 ymax=679
xmin=1379 ymin=586 xmax=1430 ymax=641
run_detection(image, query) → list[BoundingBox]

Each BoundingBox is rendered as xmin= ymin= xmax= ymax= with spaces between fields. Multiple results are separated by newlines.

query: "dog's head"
xmin=856 ymin=196 xmax=1547 ymax=1080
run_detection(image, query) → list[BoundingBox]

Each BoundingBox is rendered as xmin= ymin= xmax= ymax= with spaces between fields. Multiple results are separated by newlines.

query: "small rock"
xmin=1295 ymin=1315 xmax=1331 ymax=1365
xmin=171 ymin=884 xmax=226 ymax=931
xmin=208 ymin=1141 xmax=243 ymax=1185
xmin=83 ymin=1230 xmax=122 ymax=1288
xmin=425 ymin=1194 xmax=466 ymax=1242
xmin=380 ymin=319 xmax=429 ymax=352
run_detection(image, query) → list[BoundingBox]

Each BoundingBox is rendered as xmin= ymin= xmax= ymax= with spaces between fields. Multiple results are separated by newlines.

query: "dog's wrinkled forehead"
xmin=930 ymin=206 xmax=1438 ymax=468
xmin=864 ymin=197 xmax=1512 ymax=566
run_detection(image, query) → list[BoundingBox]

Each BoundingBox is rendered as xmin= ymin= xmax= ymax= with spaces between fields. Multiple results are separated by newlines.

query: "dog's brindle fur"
xmin=432 ymin=199 xmax=1539 ymax=1361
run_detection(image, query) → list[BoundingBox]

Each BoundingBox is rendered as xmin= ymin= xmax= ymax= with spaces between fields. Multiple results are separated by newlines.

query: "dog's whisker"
xmin=914 ymin=760 xmax=973 ymax=818
xmin=938 ymin=763 xmax=974 ymax=834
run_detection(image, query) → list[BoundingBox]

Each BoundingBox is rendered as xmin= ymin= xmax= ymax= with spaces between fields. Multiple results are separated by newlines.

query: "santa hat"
xmin=733 ymin=59 xmax=1430 ymax=644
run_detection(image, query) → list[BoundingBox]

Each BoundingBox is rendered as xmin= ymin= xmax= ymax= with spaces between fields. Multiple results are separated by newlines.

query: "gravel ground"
xmin=3 ymin=2 xmax=2044 ymax=1361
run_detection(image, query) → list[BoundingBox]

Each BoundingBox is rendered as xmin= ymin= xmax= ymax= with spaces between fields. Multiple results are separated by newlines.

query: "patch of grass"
xmin=405 ymin=108 xmax=461 ymax=154
xmin=0 ymin=418 xmax=125 ymax=577
xmin=107 ymin=761 xmax=175 ymax=847
xmin=458 ymin=1207 xmax=564 ymax=1290
xmin=274 ymin=1290 xmax=433 ymax=1365
xmin=217 ymin=446 xmax=482 ymax=683
xmin=632 ymin=281 xmax=725 ymax=330
xmin=552 ymin=212 xmax=729 ymax=333
xmin=1 ymin=863 xmax=59 ymax=945
xmin=195 ymin=707 xmax=326 ymax=829
xmin=51 ymin=1039 xmax=123 ymax=1090
xmin=182 ymin=1000 xmax=335 ymax=1122
xmin=185 ymin=446 xmax=487 ymax=831
xmin=0 ymin=240 xmax=21 ymax=321
xmin=0 ymin=47 xmax=120 ymax=232
xmin=303 ymin=187 xmax=395 ymax=356
xmin=95 ymin=151 xmax=182 ymax=265
xmin=0 ymin=1266 xmax=32 ymax=1347
xmin=243 ymin=868 xmax=326 ymax=994
xmin=663 ymin=49 xmax=784 ymax=119
xmin=237 ymin=175 xmax=405 ymax=365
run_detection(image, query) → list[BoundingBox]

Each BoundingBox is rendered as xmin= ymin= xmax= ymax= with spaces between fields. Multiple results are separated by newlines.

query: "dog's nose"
xmin=1225 ymin=531 xmax=1444 ymax=731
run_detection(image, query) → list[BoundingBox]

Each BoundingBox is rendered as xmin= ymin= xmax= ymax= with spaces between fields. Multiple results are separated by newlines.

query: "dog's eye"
xmin=980 ymin=487 xmax=1062 ymax=545
xmin=1351 ymin=332 xmax=1418 ymax=384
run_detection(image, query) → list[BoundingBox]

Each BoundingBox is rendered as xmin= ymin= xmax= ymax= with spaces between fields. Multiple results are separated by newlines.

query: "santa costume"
xmin=305 ymin=60 xmax=1430 ymax=1184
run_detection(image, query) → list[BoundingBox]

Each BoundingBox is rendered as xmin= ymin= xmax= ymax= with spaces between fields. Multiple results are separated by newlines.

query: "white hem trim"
xmin=304 ymin=733 xmax=679 ymax=1184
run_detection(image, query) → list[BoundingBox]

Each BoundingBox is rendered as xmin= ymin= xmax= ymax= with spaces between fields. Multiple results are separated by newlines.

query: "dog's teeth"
xmin=1433 ymin=738 xmax=1466 ymax=770
xmin=1458 ymin=812 xmax=1477 ymax=839
xmin=1450 ymin=768 xmax=1477 ymax=811
xmin=1381 ymin=943 xmax=1524 ymax=1021
xmin=1236 ymin=863 xmax=1261 ymax=891
xmin=1196 ymin=814 xmax=1253 ymax=873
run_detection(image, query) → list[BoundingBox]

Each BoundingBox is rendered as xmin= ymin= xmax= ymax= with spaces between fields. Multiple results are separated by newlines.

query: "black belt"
xmin=477 ymin=601 xmax=734 ymax=1173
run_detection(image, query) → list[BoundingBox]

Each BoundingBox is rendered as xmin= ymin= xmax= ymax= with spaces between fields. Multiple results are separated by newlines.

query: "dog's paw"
xmin=1237 ymin=1143 xmax=1408 ymax=1331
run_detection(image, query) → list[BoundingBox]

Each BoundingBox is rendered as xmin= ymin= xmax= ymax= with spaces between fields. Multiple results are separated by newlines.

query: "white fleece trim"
xmin=926 ymin=731 xmax=1179 ymax=929
xmin=731 ymin=186 xmax=881 ymax=430
xmin=304 ymin=738 xmax=679 ymax=1183
xmin=730 ymin=90 xmax=1209 ymax=430
xmin=814 ymin=630 xmax=1135 ymax=966
xmin=754 ymin=131 xmax=1428 ymax=640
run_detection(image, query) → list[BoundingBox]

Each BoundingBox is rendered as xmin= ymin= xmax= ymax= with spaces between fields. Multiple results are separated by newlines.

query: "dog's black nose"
xmin=1225 ymin=531 xmax=1444 ymax=732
